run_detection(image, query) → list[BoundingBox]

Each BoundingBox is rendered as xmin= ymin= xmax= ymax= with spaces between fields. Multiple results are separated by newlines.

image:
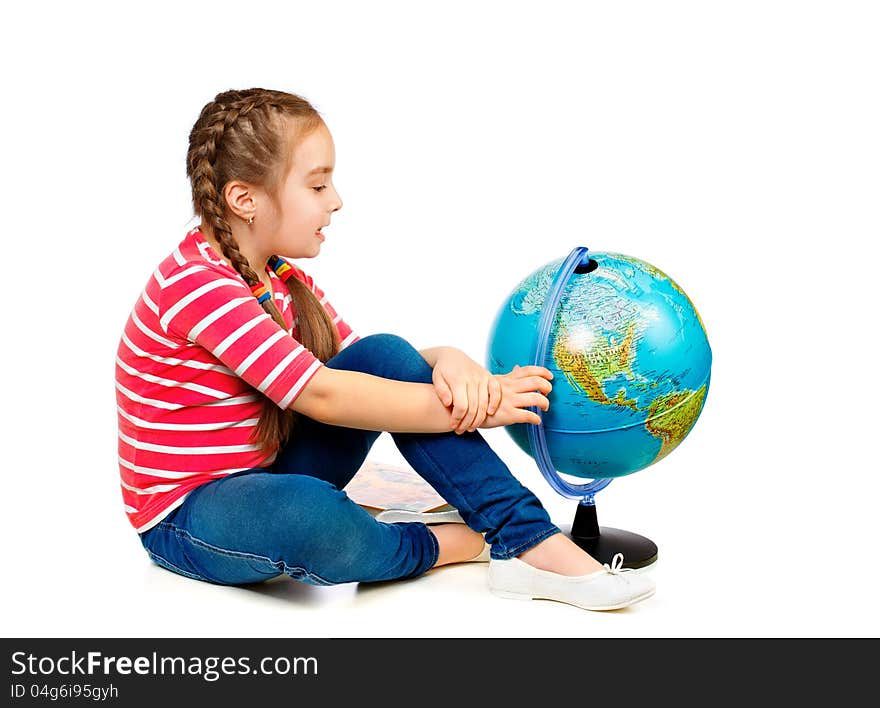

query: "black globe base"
xmin=560 ymin=502 xmax=658 ymax=570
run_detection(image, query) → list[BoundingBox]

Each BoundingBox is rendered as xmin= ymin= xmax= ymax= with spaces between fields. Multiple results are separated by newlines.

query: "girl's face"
xmin=263 ymin=121 xmax=342 ymax=258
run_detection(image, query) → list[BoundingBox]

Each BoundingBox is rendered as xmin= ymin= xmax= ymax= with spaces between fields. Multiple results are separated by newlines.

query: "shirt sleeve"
xmin=157 ymin=263 xmax=323 ymax=410
xmin=289 ymin=263 xmax=360 ymax=350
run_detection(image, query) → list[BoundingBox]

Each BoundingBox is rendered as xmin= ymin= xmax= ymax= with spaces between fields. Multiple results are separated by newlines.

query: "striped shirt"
xmin=115 ymin=227 xmax=359 ymax=533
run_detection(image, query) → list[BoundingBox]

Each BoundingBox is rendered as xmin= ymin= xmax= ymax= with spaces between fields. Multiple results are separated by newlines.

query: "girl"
xmin=115 ymin=88 xmax=654 ymax=612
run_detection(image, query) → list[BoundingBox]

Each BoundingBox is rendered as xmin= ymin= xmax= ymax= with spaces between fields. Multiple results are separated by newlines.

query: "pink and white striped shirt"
xmin=115 ymin=227 xmax=359 ymax=533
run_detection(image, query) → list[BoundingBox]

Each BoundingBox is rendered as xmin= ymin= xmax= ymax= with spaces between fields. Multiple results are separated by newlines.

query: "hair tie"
xmin=268 ymin=255 xmax=295 ymax=282
xmin=250 ymin=282 xmax=271 ymax=304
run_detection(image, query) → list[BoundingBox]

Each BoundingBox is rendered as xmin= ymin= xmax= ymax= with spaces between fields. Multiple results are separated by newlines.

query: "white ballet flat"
xmin=487 ymin=552 xmax=655 ymax=611
xmin=375 ymin=505 xmax=465 ymax=525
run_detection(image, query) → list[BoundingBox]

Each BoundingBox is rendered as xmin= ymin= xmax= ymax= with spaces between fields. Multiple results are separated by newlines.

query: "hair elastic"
xmin=250 ymin=282 xmax=271 ymax=304
xmin=268 ymin=255 xmax=295 ymax=282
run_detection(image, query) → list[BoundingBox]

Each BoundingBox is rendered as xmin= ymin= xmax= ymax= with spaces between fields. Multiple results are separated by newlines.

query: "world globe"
xmin=486 ymin=251 xmax=712 ymax=482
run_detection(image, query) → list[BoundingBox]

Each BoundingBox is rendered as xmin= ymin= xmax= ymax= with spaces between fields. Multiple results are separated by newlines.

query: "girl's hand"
xmin=477 ymin=364 xmax=554 ymax=430
xmin=432 ymin=348 xmax=503 ymax=434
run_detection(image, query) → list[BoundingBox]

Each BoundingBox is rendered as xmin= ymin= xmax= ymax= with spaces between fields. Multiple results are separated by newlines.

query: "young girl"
xmin=115 ymin=88 xmax=655 ymax=612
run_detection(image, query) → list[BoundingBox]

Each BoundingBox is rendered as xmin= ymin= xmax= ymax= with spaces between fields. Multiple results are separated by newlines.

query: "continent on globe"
xmin=644 ymin=384 xmax=709 ymax=463
xmin=553 ymin=320 xmax=640 ymax=410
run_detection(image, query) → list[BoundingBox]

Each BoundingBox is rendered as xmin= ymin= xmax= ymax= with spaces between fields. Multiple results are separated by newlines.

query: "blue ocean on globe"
xmin=486 ymin=252 xmax=712 ymax=479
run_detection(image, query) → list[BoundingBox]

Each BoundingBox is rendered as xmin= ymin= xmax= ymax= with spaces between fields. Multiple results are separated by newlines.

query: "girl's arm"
xmin=291 ymin=367 xmax=456 ymax=433
xmin=293 ymin=365 xmax=551 ymax=435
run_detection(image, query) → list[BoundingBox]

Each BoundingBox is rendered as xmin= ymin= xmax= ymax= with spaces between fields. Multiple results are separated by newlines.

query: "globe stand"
xmin=563 ymin=502 xmax=657 ymax=569
xmin=525 ymin=246 xmax=658 ymax=571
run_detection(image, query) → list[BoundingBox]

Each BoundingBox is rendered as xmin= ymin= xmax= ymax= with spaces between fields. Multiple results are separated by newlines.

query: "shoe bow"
xmin=603 ymin=552 xmax=626 ymax=574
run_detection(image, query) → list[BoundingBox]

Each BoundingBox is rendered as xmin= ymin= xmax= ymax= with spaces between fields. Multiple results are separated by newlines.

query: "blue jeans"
xmin=139 ymin=333 xmax=560 ymax=586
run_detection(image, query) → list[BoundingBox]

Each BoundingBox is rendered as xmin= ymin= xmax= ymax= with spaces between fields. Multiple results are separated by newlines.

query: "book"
xmin=343 ymin=460 xmax=452 ymax=516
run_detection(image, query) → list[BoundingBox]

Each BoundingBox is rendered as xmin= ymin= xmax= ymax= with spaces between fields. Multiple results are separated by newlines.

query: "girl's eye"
xmin=313 ymin=186 xmax=327 ymax=192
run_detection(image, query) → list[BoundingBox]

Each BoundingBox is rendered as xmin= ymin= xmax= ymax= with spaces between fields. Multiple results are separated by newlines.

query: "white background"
xmin=2 ymin=0 xmax=878 ymax=638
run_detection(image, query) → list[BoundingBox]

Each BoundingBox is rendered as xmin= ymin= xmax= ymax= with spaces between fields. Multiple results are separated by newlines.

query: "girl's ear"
xmin=223 ymin=182 xmax=256 ymax=223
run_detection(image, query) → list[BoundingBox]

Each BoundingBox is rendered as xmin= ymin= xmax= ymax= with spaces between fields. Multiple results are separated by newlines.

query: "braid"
xmin=188 ymin=98 xmax=287 ymax=327
xmin=185 ymin=88 xmax=335 ymax=452
xmin=212 ymin=229 xmax=261 ymax=288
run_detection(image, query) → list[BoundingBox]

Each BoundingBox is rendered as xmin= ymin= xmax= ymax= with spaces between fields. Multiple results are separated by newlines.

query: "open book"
xmin=343 ymin=460 xmax=453 ymax=516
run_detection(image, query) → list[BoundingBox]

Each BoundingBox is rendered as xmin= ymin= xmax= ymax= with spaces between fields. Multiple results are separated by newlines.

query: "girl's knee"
xmin=333 ymin=333 xmax=432 ymax=382
xmin=353 ymin=333 xmax=416 ymax=356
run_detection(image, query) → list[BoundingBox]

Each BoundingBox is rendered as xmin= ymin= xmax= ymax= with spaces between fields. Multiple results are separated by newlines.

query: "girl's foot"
xmin=517 ymin=531 xmax=605 ymax=575
xmin=429 ymin=524 xmax=488 ymax=567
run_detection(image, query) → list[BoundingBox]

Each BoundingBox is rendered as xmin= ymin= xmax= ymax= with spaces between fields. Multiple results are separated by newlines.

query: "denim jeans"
xmin=139 ymin=333 xmax=560 ymax=586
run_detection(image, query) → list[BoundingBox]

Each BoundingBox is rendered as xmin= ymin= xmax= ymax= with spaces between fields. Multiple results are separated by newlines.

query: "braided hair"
xmin=186 ymin=88 xmax=341 ymax=452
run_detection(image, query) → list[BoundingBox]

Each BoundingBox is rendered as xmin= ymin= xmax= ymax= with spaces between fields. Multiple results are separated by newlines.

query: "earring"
xmin=246 ymin=215 xmax=254 ymax=225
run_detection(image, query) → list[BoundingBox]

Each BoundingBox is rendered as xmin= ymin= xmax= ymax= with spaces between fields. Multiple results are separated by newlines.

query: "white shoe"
xmin=375 ymin=505 xmax=464 ymax=525
xmin=488 ymin=553 xmax=655 ymax=611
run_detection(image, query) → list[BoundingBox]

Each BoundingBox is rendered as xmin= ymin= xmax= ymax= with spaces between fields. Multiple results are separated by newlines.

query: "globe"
xmin=486 ymin=251 xmax=712 ymax=481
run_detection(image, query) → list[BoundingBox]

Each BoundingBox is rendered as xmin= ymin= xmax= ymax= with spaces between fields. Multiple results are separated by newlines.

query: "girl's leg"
xmin=139 ymin=468 xmax=439 ymax=586
xmin=273 ymin=333 xmax=562 ymax=561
